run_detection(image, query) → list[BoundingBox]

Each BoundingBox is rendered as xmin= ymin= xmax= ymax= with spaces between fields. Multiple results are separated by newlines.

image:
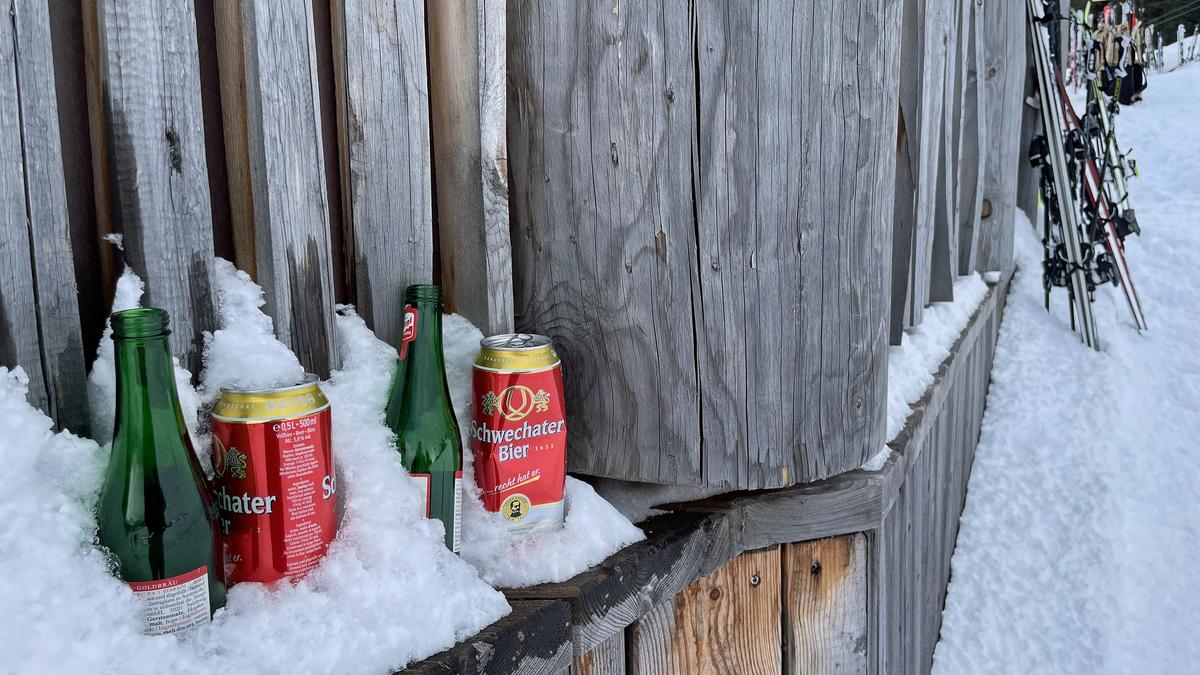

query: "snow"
xmin=442 ymin=316 xmax=644 ymax=587
xmin=934 ymin=62 xmax=1200 ymax=674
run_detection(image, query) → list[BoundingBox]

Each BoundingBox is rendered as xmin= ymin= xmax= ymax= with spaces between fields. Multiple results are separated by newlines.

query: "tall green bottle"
xmin=96 ymin=308 xmax=226 ymax=635
xmin=384 ymin=284 xmax=463 ymax=552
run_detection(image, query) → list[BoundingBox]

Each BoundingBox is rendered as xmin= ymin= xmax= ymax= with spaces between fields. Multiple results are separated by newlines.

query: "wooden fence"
xmin=1 ymin=1 xmax=1023 ymax=490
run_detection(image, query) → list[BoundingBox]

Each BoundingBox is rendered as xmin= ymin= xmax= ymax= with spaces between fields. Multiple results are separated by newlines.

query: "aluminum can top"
xmin=476 ymin=334 xmax=559 ymax=373
xmin=211 ymin=374 xmax=327 ymax=423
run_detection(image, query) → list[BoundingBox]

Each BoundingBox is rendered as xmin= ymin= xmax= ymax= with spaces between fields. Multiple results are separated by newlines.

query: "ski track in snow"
xmin=933 ymin=64 xmax=1200 ymax=674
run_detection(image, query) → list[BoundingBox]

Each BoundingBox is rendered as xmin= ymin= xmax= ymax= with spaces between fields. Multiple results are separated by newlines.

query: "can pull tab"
xmin=399 ymin=307 xmax=419 ymax=360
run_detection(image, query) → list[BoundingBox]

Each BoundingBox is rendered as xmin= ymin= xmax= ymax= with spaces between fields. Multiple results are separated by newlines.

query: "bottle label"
xmin=409 ymin=471 xmax=463 ymax=553
xmin=399 ymin=307 xmax=419 ymax=360
xmin=127 ymin=566 xmax=211 ymax=636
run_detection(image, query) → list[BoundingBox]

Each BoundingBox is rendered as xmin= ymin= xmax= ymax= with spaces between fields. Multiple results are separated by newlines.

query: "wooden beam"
xmin=1 ymin=0 xmax=90 ymax=432
xmin=978 ymin=0 xmax=1029 ymax=271
xmin=401 ymin=600 xmax=572 ymax=675
xmin=212 ymin=0 xmax=256 ymax=278
xmin=571 ymin=631 xmax=625 ymax=675
xmin=218 ymin=0 xmax=340 ymax=375
xmin=956 ymin=0 xmax=986 ymax=276
xmin=626 ymin=547 xmax=782 ymax=675
xmin=930 ymin=0 xmax=964 ymax=304
xmin=86 ymin=0 xmax=217 ymax=376
xmin=783 ymin=534 xmax=869 ymax=674
xmin=427 ymin=0 xmax=513 ymax=336
xmin=331 ymin=0 xmax=434 ymax=346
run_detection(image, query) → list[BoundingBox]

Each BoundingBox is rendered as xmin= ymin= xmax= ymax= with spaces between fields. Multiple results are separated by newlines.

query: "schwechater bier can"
xmin=470 ymin=334 xmax=567 ymax=536
xmin=210 ymin=374 xmax=337 ymax=584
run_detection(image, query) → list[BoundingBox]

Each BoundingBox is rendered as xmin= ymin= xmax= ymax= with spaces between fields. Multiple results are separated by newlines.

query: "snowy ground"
xmin=933 ymin=62 xmax=1200 ymax=673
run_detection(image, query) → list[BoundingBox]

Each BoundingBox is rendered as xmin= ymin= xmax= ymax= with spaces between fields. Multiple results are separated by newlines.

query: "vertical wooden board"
xmin=956 ymin=0 xmax=986 ymax=276
xmin=8 ymin=0 xmax=90 ymax=432
xmin=783 ymin=534 xmax=868 ymax=675
xmin=978 ymin=0 xmax=1028 ymax=271
xmin=627 ymin=547 xmax=781 ymax=675
xmin=476 ymin=0 xmax=513 ymax=334
xmin=571 ymin=631 xmax=624 ymax=675
xmin=929 ymin=0 xmax=963 ymax=304
xmin=694 ymin=0 xmax=897 ymax=487
xmin=334 ymin=0 xmax=434 ymax=346
xmin=212 ymin=0 xmax=256 ymax=278
xmin=90 ymin=0 xmax=217 ymax=375
xmin=0 ymin=24 xmax=47 ymax=407
xmin=507 ymin=0 xmax=701 ymax=485
xmin=233 ymin=0 xmax=339 ymax=375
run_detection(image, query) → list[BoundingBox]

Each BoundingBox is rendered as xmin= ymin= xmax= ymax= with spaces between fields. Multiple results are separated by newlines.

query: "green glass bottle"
xmin=96 ymin=308 xmax=226 ymax=635
xmin=384 ymin=284 xmax=463 ymax=552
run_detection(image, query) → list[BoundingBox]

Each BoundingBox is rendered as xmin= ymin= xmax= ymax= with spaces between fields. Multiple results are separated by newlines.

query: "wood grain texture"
xmin=212 ymin=0 xmax=256 ymax=277
xmin=693 ymin=0 xmax=899 ymax=488
xmin=626 ymin=547 xmax=781 ymax=675
xmin=227 ymin=0 xmax=339 ymax=375
xmin=571 ymin=631 xmax=624 ymax=675
xmin=507 ymin=0 xmax=702 ymax=486
xmin=977 ymin=0 xmax=1028 ymax=272
xmin=333 ymin=0 xmax=434 ymax=346
xmin=929 ymin=0 xmax=963 ymax=304
xmin=783 ymin=534 xmax=868 ymax=674
xmin=400 ymin=600 xmax=572 ymax=675
xmin=88 ymin=0 xmax=217 ymax=375
xmin=506 ymin=511 xmax=739 ymax=657
xmin=891 ymin=0 xmax=953 ymax=343
xmin=426 ymin=0 xmax=512 ymax=336
xmin=955 ymin=0 xmax=986 ymax=277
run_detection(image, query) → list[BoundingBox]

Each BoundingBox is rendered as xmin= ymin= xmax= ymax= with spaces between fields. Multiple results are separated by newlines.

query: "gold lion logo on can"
xmin=481 ymin=386 xmax=552 ymax=421
xmin=502 ymin=494 xmax=532 ymax=521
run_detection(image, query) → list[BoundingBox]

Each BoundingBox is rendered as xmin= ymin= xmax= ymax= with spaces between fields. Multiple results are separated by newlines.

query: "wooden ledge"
xmin=400 ymin=600 xmax=571 ymax=675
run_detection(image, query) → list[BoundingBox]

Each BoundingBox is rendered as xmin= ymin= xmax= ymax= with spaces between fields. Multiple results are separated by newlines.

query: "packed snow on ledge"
xmin=0 ymin=258 xmax=640 ymax=673
xmin=934 ymin=62 xmax=1200 ymax=674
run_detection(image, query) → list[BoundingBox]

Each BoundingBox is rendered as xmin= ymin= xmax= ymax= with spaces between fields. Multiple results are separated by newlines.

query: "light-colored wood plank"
xmin=571 ymin=630 xmax=624 ymax=675
xmin=427 ymin=0 xmax=512 ymax=336
xmin=956 ymin=0 xmax=986 ymax=277
xmin=627 ymin=547 xmax=781 ymax=675
xmin=507 ymin=0 xmax=702 ymax=486
xmin=784 ymin=534 xmax=869 ymax=674
xmin=332 ymin=0 xmax=434 ymax=346
xmin=11 ymin=0 xmax=89 ymax=432
xmin=221 ymin=0 xmax=339 ymax=375
xmin=86 ymin=0 xmax=217 ymax=375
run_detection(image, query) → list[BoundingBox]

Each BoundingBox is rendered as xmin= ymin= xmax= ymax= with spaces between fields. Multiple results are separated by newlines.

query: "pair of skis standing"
xmin=1026 ymin=0 xmax=1147 ymax=350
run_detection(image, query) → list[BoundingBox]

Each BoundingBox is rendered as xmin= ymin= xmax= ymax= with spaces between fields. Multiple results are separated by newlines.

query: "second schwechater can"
xmin=210 ymin=374 xmax=337 ymax=585
xmin=469 ymin=334 xmax=567 ymax=537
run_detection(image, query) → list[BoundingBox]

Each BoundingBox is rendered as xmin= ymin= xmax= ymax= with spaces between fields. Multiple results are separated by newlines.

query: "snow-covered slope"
xmin=934 ymin=63 xmax=1200 ymax=674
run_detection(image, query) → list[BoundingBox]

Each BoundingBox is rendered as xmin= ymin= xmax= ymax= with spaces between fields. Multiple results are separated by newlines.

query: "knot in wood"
xmin=708 ymin=588 xmax=721 ymax=601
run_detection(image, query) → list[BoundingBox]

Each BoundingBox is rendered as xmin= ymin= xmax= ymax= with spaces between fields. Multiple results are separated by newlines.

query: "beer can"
xmin=210 ymin=374 xmax=337 ymax=584
xmin=470 ymin=334 xmax=567 ymax=537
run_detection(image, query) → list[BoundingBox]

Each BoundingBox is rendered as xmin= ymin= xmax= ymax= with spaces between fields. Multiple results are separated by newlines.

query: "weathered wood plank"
xmin=506 ymin=511 xmax=739 ymax=656
xmin=978 ymin=0 xmax=1029 ymax=271
xmin=332 ymin=0 xmax=435 ymax=346
xmin=507 ymin=0 xmax=702 ymax=486
xmin=626 ymin=547 xmax=781 ymax=675
xmin=929 ymin=0 xmax=964 ymax=304
xmin=956 ymin=0 xmax=986 ymax=276
xmin=400 ymin=600 xmax=572 ymax=675
xmin=571 ymin=631 xmax=624 ymax=675
xmin=427 ymin=0 xmax=512 ymax=336
xmin=733 ymin=472 xmax=884 ymax=551
xmin=693 ymin=0 xmax=899 ymax=487
xmin=784 ymin=534 xmax=869 ymax=674
xmin=220 ymin=0 xmax=339 ymax=375
xmin=8 ymin=0 xmax=88 ymax=429
xmin=86 ymin=0 xmax=217 ymax=375
xmin=212 ymin=0 xmax=256 ymax=277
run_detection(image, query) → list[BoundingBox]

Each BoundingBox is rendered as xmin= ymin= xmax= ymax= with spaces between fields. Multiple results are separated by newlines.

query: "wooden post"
xmin=216 ymin=0 xmax=340 ymax=375
xmin=572 ymin=632 xmax=625 ymax=675
xmin=956 ymin=0 xmax=986 ymax=276
xmin=783 ymin=534 xmax=869 ymax=674
xmin=0 ymin=0 xmax=90 ymax=431
xmin=978 ymin=0 xmax=1030 ymax=271
xmin=427 ymin=0 xmax=513 ymax=336
xmin=84 ymin=0 xmax=217 ymax=376
xmin=627 ymin=547 xmax=781 ymax=674
xmin=930 ymin=0 xmax=965 ymax=304
xmin=330 ymin=0 xmax=435 ymax=346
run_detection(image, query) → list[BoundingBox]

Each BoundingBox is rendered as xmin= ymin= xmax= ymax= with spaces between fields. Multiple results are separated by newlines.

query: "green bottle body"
xmin=96 ymin=308 xmax=226 ymax=635
xmin=384 ymin=286 xmax=463 ymax=552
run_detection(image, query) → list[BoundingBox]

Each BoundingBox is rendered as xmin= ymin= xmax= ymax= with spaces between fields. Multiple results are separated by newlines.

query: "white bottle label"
xmin=410 ymin=474 xmax=431 ymax=516
xmin=452 ymin=473 xmax=463 ymax=554
xmin=128 ymin=565 xmax=211 ymax=636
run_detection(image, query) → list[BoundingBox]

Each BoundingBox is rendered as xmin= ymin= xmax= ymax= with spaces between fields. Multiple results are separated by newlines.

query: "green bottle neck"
xmin=112 ymin=335 xmax=188 ymax=453
xmin=400 ymin=300 xmax=454 ymax=418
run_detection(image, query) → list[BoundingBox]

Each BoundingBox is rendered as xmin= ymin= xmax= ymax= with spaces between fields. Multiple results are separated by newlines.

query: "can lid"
xmin=477 ymin=334 xmax=560 ymax=372
xmin=212 ymin=374 xmax=328 ymax=422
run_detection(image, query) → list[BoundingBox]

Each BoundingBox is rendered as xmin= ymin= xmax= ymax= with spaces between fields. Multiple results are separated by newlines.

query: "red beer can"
xmin=470 ymin=334 xmax=567 ymax=536
xmin=210 ymin=374 xmax=337 ymax=584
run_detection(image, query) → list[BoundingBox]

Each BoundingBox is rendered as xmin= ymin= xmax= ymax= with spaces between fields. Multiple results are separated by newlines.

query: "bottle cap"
xmin=111 ymin=308 xmax=170 ymax=339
